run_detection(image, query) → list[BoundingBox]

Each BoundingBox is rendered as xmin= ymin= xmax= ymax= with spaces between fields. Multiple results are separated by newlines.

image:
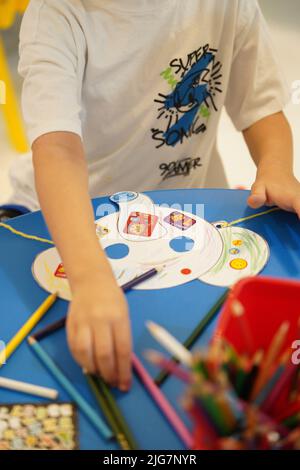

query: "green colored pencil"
xmin=94 ymin=376 xmax=139 ymax=450
xmin=235 ymin=365 xmax=248 ymax=396
xmin=283 ymin=412 xmax=300 ymax=429
xmin=155 ymin=289 xmax=229 ymax=386
xmin=197 ymin=391 xmax=229 ymax=436
xmin=85 ymin=373 xmax=132 ymax=450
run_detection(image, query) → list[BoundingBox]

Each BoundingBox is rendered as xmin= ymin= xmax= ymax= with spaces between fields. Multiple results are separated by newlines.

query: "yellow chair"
xmin=0 ymin=0 xmax=29 ymax=152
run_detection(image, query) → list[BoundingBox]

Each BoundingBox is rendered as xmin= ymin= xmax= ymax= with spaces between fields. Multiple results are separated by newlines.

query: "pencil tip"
xmin=231 ymin=299 xmax=245 ymax=317
xmin=144 ymin=350 xmax=160 ymax=363
xmin=146 ymin=320 xmax=155 ymax=330
xmin=283 ymin=321 xmax=290 ymax=330
xmin=28 ymin=336 xmax=35 ymax=345
xmin=254 ymin=349 xmax=264 ymax=363
xmin=155 ymin=265 xmax=165 ymax=273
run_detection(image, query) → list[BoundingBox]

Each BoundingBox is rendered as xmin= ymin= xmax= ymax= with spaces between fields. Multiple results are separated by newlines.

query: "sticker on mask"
xmin=54 ymin=263 xmax=67 ymax=279
xmin=123 ymin=212 xmax=159 ymax=237
xmin=164 ymin=211 xmax=196 ymax=231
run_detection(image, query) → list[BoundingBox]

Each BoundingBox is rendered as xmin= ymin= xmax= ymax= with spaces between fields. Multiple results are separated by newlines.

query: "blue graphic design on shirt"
xmin=152 ymin=44 xmax=223 ymax=149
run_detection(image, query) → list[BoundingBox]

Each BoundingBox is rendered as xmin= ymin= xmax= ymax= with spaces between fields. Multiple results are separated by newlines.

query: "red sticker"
xmin=124 ymin=212 xmax=158 ymax=237
xmin=54 ymin=263 xmax=67 ymax=279
xmin=181 ymin=268 xmax=192 ymax=275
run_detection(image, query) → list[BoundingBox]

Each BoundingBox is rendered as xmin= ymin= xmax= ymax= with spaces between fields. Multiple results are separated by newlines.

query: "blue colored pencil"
xmin=28 ymin=336 xmax=112 ymax=440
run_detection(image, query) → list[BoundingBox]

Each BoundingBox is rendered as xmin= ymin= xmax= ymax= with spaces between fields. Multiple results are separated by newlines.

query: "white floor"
xmin=0 ymin=1 xmax=299 ymax=205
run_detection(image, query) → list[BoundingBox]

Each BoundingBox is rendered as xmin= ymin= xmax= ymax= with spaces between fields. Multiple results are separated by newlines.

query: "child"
xmin=2 ymin=0 xmax=300 ymax=391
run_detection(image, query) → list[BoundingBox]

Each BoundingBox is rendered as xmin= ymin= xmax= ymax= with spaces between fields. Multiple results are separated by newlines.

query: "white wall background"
xmin=0 ymin=0 xmax=299 ymax=204
xmin=219 ymin=0 xmax=300 ymax=188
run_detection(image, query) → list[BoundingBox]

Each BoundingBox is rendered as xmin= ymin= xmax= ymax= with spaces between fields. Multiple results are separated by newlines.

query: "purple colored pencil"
xmin=121 ymin=266 xmax=162 ymax=292
xmin=32 ymin=266 xmax=162 ymax=341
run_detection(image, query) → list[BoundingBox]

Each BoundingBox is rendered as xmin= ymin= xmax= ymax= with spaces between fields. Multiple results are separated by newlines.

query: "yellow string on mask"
xmin=0 ymin=222 xmax=53 ymax=245
xmin=227 ymin=207 xmax=280 ymax=227
xmin=0 ymin=207 xmax=281 ymax=246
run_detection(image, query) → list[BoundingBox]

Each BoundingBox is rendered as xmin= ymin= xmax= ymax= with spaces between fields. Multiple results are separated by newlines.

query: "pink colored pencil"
xmin=132 ymin=353 xmax=193 ymax=449
xmin=144 ymin=350 xmax=191 ymax=384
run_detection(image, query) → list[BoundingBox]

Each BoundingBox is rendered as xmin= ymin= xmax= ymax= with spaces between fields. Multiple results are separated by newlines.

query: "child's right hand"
xmin=66 ymin=274 xmax=132 ymax=391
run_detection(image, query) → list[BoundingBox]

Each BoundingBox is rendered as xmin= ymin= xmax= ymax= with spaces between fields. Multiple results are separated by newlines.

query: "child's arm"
xmin=32 ymin=131 xmax=132 ymax=391
xmin=243 ymin=111 xmax=300 ymax=218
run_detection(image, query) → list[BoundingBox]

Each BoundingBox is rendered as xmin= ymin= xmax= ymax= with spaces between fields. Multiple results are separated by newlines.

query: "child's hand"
xmin=248 ymin=168 xmax=300 ymax=218
xmin=66 ymin=275 xmax=132 ymax=391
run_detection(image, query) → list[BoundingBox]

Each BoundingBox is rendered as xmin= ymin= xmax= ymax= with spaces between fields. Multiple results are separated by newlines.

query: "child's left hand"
xmin=248 ymin=169 xmax=300 ymax=218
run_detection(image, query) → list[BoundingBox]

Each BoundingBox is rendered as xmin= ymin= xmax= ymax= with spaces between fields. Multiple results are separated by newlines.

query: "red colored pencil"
xmin=261 ymin=360 xmax=298 ymax=413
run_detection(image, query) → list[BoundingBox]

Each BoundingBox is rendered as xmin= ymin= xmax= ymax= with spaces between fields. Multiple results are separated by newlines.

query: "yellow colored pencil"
xmin=0 ymin=293 xmax=57 ymax=366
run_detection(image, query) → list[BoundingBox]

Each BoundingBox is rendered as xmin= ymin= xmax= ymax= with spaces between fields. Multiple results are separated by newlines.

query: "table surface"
xmin=1 ymin=189 xmax=300 ymax=450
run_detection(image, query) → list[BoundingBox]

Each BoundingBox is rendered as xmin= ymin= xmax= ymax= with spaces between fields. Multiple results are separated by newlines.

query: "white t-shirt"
xmin=9 ymin=0 xmax=289 ymax=210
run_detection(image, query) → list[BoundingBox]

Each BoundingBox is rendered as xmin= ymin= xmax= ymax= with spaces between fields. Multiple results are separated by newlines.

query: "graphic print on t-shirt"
xmin=151 ymin=43 xmax=223 ymax=149
xmin=159 ymin=156 xmax=203 ymax=181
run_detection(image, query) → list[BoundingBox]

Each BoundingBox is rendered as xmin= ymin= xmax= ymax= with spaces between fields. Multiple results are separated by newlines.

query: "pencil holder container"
xmin=189 ymin=276 xmax=300 ymax=450
xmin=215 ymin=276 xmax=300 ymax=353
xmin=217 ymin=276 xmax=300 ymax=404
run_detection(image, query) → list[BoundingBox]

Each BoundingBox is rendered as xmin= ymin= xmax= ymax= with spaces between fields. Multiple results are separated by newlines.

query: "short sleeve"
xmin=18 ymin=0 xmax=85 ymax=146
xmin=225 ymin=0 xmax=290 ymax=132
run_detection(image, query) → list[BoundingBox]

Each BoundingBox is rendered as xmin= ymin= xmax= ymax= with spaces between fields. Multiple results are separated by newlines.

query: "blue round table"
xmin=0 ymin=189 xmax=300 ymax=450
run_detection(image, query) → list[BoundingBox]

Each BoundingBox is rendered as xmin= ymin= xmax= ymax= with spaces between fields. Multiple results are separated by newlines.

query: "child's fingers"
xmin=292 ymin=197 xmax=300 ymax=220
xmin=94 ymin=325 xmax=117 ymax=386
xmin=248 ymin=181 xmax=267 ymax=209
xmin=67 ymin=323 xmax=96 ymax=374
xmin=113 ymin=319 xmax=132 ymax=392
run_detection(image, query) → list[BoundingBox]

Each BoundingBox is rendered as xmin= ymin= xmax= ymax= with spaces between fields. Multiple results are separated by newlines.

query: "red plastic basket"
xmin=214 ymin=276 xmax=300 ymax=356
xmin=192 ymin=276 xmax=300 ymax=449
xmin=215 ymin=276 xmax=300 ymax=415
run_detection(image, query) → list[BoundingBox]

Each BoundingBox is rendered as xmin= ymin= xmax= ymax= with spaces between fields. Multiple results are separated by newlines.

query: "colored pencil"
xmin=185 ymin=397 xmax=219 ymax=448
xmin=254 ymin=350 xmax=290 ymax=407
xmin=215 ymin=392 xmax=237 ymax=432
xmin=144 ymin=350 xmax=191 ymax=384
xmin=194 ymin=385 xmax=228 ymax=436
xmin=33 ymin=316 xmax=67 ymax=341
xmin=132 ymin=353 xmax=193 ymax=449
xmin=289 ymin=367 xmax=300 ymax=402
xmin=0 ymin=293 xmax=57 ymax=366
xmin=121 ymin=266 xmax=164 ymax=291
xmin=289 ymin=316 xmax=300 ymax=401
xmin=32 ymin=268 xmax=163 ymax=341
xmin=231 ymin=299 xmax=254 ymax=352
xmin=234 ymin=357 xmax=249 ymax=396
xmin=173 ymin=317 xmax=300 ymax=449
xmin=155 ymin=289 xmax=229 ymax=386
xmin=28 ymin=336 xmax=112 ymax=440
xmin=84 ymin=373 xmax=136 ymax=450
xmin=262 ymin=360 xmax=298 ymax=413
xmin=0 ymin=376 xmax=58 ymax=400
xmin=250 ymin=322 xmax=290 ymax=400
xmin=147 ymin=321 xmax=192 ymax=366
xmin=94 ymin=375 xmax=139 ymax=450
xmin=283 ymin=412 xmax=300 ymax=429
xmin=239 ymin=350 xmax=264 ymax=400
xmin=276 ymin=398 xmax=300 ymax=422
